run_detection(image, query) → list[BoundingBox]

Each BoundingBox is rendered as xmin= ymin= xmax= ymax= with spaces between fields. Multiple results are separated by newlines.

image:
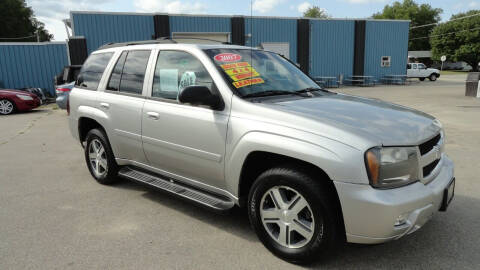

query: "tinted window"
xmin=118 ymin=50 xmax=151 ymax=94
xmin=418 ymin=64 xmax=426 ymax=69
xmin=152 ymin=51 xmax=214 ymax=100
xmin=76 ymin=53 xmax=113 ymax=90
xmin=106 ymin=51 xmax=127 ymax=91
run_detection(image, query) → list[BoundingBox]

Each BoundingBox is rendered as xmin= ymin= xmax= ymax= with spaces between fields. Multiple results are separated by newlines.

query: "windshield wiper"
xmin=242 ymin=90 xmax=308 ymax=98
xmin=295 ymin=87 xmax=330 ymax=94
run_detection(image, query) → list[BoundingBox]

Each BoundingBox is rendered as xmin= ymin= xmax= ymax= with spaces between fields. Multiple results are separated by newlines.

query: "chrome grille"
xmin=418 ymin=132 xmax=444 ymax=184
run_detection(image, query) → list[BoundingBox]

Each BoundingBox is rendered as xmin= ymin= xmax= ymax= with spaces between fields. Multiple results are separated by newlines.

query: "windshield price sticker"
xmin=214 ymin=53 xmax=242 ymax=62
xmin=221 ymin=62 xmax=262 ymax=81
xmin=220 ymin=62 xmax=249 ymax=70
xmin=233 ymin=77 xmax=265 ymax=88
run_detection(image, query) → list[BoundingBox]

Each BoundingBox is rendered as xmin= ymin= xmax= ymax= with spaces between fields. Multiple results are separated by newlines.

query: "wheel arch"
xmin=237 ymin=150 xmax=347 ymax=241
xmin=78 ymin=117 xmax=106 ymax=143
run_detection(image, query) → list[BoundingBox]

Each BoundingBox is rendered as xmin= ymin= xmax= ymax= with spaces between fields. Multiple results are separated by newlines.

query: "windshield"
xmin=204 ymin=49 xmax=321 ymax=97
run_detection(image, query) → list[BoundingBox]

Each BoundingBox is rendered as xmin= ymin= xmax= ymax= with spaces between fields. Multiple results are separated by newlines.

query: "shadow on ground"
xmin=113 ymin=179 xmax=479 ymax=269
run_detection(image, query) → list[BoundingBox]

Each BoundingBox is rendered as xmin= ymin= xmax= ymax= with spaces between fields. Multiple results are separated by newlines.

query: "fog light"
xmin=394 ymin=213 xmax=409 ymax=226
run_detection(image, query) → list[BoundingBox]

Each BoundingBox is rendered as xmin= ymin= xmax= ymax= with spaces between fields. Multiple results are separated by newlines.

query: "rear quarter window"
xmin=75 ymin=52 xmax=114 ymax=90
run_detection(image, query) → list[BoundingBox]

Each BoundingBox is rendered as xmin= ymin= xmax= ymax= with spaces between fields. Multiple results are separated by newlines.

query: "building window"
xmin=381 ymin=56 xmax=391 ymax=67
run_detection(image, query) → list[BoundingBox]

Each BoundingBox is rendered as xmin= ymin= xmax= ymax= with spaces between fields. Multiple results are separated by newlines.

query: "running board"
xmin=118 ymin=167 xmax=234 ymax=211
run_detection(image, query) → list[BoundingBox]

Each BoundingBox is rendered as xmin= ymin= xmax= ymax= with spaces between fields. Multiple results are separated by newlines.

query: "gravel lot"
xmin=1 ymin=74 xmax=479 ymax=269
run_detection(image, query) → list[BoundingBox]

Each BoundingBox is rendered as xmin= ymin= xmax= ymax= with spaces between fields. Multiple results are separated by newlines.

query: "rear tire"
xmin=419 ymin=77 xmax=425 ymax=81
xmin=0 ymin=99 xmax=15 ymax=115
xmin=248 ymin=166 xmax=342 ymax=264
xmin=429 ymin=74 xmax=438 ymax=81
xmin=84 ymin=128 xmax=119 ymax=185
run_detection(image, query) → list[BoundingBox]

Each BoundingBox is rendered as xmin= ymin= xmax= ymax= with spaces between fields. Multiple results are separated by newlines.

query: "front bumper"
xmin=334 ymin=156 xmax=454 ymax=244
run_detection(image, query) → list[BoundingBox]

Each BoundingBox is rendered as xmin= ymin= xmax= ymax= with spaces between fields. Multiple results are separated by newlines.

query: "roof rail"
xmin=98 ymin=36 xmax=232 ymax=50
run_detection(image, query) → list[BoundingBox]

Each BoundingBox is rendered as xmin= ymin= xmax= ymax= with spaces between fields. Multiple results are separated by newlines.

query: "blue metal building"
xmin=0 ymin=42 xmax=68 ymax=95
xmin=0 ymin=11 xmax=409 ymax=92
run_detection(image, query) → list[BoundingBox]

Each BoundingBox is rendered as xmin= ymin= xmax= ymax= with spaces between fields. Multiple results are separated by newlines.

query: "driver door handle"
xmin=100 ymin=102 xmax=110 ymax=109
xmin=146 ymin=112 xmax=160 ymax=120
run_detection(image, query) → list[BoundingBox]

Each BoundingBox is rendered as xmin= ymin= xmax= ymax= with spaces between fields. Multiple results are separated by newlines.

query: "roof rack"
xmin=98 ymin=36 xmax=232 ymax=50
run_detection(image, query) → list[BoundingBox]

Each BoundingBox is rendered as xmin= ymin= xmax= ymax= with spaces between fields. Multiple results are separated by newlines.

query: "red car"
xmin=0 ymin=89 xmax=41 ymax=115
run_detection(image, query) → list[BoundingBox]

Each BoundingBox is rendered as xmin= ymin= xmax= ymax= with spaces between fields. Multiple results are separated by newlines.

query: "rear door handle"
xmin=146 ymin=112 xmax=160 ymax=120
xmin=100 ymin=102 xmax=110 ymax=109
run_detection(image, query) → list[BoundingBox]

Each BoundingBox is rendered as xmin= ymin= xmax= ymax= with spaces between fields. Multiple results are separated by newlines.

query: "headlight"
xmin=365 ymin=147 xmax=419 ymax=189
xmin=16 ymin=94 xmax=33 ymax=101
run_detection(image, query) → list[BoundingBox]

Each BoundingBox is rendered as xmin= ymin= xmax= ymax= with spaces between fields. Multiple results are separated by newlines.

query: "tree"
xmin=372 ymin=0 xmax=442 ymax=50
xmin=303 ymin=6 xmax=330 ymax=19
xmin=431 ymin=10 xmax=480 ymax=71
xmin=0 ymin=0 xmax=52 ymax=42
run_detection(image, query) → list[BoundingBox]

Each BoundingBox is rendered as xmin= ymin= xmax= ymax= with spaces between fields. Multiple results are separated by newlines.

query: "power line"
xmin=410 ymin=12 xmax=480 ymax=29
xmin=409 ymin=26 xmax=480 ymax=40
xmin=0 ymin=34 xmax=36 ymax=40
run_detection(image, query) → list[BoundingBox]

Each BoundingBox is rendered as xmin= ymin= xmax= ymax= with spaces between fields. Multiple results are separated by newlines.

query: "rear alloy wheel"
xmin=429 ymin=74 xmax=437 ymax=81
xmin=0 ymin=99 xmax=14 ymax=115
xmin=88 ymin=139 xmax=108 ymax=178
xmin=85 ymin=129 xmax=119 ymax=185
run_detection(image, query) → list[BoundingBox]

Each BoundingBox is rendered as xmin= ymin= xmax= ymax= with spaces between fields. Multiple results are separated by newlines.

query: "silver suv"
xmin=69 ymin=40 xmax=455 ymax=263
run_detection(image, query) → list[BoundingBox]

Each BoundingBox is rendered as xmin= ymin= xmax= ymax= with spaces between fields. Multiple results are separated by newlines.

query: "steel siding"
xmin=170 ymin=16 xmax=231 ymax=33
xmin=245 ymin=18 xmax=297 ymax=63
xmin=72 ymin=13 xmax=155 ymax=53
xmin=309 ymin=20 xmax=355 ymax=78
xmin=0 ymin=43 xmax=68 ymax=95
xmin=364 ymin=21 xmax=410 ymax=80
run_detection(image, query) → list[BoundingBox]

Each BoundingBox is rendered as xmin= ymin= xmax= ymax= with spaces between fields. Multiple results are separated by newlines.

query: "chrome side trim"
xmin=113 ymin=129 xmax=142 ymax=142
xmin=142 ymin=135 xmax=223 ymax=162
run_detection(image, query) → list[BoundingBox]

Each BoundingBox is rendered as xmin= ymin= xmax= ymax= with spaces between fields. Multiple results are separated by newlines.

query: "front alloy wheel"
xmin=248 ymin=167 xmax=343 ymax=263
xmin=260 ymin=186 xmax=317 ymax=248
xmin=0 ymin=99 xmax=14 ymax=115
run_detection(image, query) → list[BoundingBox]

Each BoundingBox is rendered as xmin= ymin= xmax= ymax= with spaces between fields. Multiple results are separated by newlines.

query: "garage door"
xmin=172 ymin=32 xmax=230 ymax=44
xmin=261 ymin=42 xmax=290 ymax=59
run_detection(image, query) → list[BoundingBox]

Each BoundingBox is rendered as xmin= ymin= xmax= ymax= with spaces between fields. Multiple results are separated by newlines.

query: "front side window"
xmin=106 ymin=50 xmax=151 ymax=95
xmin=418 ymin=63 xmax=426 ymax=69
xmin=204 ymin=49 xmax=320 ymax=97
xmin=152 ymin=50 xmax=214 ymax=100
xmin=76 ymin=52 xmax=113 ymax=90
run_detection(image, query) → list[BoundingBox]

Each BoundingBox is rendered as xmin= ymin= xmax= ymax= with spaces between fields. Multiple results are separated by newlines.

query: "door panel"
xmin=98 ymin=92 xmax=147 ymax=163
xmin=142 ymin=101 xmax=228 ymax=189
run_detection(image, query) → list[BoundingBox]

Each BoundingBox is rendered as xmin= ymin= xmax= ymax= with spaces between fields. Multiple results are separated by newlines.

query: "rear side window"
xmin=76 ymin=52 xmax=113 ymax=90
xmin=106 ymin=50 xmax=151 ymax=95
xmin=106 ymin=52 xmax=127 ymax=91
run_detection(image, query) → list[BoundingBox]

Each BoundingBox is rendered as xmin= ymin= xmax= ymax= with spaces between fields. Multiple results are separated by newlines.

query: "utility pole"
xmin=36 ymin=30 xmax=40 ymax=42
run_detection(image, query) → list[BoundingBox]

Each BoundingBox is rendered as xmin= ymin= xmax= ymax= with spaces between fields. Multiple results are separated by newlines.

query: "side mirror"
xmin=178 ymin=85 xmax=222 ymax=110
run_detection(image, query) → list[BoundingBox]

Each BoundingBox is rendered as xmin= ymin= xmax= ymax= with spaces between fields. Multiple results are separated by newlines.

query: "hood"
xmin=264 ymin=94 xmax=441 ymax=146
xmin=0 ymin=89 xmax=36 ymax=97
xmin=427 ymin=68 xmax=439 ymax=72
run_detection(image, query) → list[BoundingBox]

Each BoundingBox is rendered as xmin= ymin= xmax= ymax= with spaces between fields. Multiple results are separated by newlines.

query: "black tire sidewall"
xmin=429 ymin=74 xmax=437 ymax=81
xmin=84 ymin=129 xmax=118 ymax=184
xmin=248 ymin=168 xmax=339 ymax=263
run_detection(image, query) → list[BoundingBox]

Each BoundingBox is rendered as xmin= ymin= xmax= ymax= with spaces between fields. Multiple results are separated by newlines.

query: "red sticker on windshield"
xmin=214 ymin=53 xmax=242 ymax=62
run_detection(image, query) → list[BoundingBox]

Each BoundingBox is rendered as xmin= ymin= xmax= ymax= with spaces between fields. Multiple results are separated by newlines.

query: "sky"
xmin=26 ymin=0 xmax=480 ymax=41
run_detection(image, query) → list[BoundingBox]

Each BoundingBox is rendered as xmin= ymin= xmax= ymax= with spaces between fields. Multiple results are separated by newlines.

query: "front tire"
xmin=84 ymin=129 xmax=119 ymax=185
xmin=0 ymin=99 xmax=15 ymax=115
xmin=429 ymin=74 xmax=438 ymax=81
xmin=248 ymin=166 xmax=342 ymax=263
